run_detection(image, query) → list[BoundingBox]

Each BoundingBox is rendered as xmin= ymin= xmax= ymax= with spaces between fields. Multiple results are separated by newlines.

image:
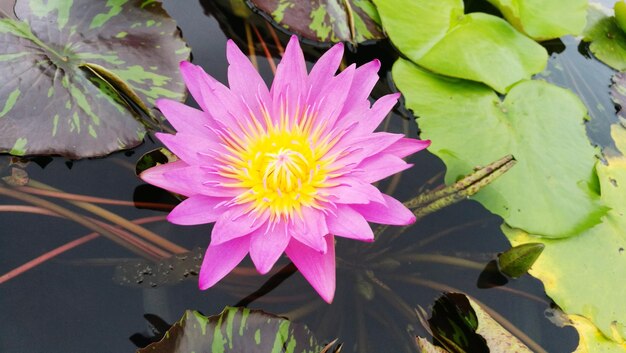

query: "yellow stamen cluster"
xmin=215 ymin=104 xmax=341 ymax=222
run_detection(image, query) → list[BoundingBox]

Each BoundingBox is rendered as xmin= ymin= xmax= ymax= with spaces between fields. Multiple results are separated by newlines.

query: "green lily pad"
xmin=138 ymin=307 xmax=326 ymax=353
xmin=245 ymin=0 xmax=384 ymax=45
xmin=616 ymin=1 xmax=626 ymax=34
xmin=393 ymin=58 xmax=607 ymax=237
xmin=504 ymin=125 xmax=626 ymax=344
xmin=583 ymin=4 xmax=626 ymax=71
xmin=568 ymin=315 xmax=626 ymax=352
xmin=485 ymin=0 xmax=587 ymax=40
xmin=373 ymin=0 xmax=547 ymax=93
xmin=0 ymin=0 xmax=190 ymax=158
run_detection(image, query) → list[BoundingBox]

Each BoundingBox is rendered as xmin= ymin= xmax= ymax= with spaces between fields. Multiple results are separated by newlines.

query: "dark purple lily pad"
xmin=0 ymin=0 xmax=190 ymax=158
xmin=138 ymin=307 xmax=326 ymax=353
xmin=246 ymin=0 xmax=385 ymax=45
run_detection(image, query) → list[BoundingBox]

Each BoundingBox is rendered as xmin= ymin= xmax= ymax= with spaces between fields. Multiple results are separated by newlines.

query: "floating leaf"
xmin=245 ymin=0 xmax=384 ymax=45
xmin=417 ymin=292 xmax=531 ymax=353
xmin=616 ymin=1 xmax=626 ymax=34
xmin=393 ymin=59 xmax=607 ymax=237
xmin=497 ymin=243 xmax=544 ymax=278
xmin=135 ymin=147 xmax=178 ymax=176
xmin=138 ymin=307 xmax=326 ymax=353
xmin=611 ymin=72 xmax=626 ymax=127
xmin=0 ymin=0 xmax=190 ymax=158
xmin=374 ymin=0 xmax=547 ymax=93
xmin=583 ymin=4 xmax=626 ymax=71
xmin=485 ymin=0 xmax=587 ymax=40
xmin=505 ymin=124 xmax=626 ymax=344
xmin=415 ymin=338 xmax=448 ymax=353
xmin=569 ymin=315 xmax=626 ymax=353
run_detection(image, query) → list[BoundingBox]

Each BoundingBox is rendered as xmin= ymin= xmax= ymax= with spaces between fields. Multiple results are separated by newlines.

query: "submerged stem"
xmin=0 ymin=211 xmax=168 ymax=284
xmin=26 ymin=180 xmax=187 ymax=254
xmin=17 ymin=185 xmax=174 ymax=210
xmin=0 ymin=186 xmax=163 ymax=259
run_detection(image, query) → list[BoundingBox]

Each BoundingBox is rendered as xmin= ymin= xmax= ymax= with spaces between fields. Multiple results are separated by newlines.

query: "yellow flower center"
xmin=215 ymin=106 xmax=341 ymax=222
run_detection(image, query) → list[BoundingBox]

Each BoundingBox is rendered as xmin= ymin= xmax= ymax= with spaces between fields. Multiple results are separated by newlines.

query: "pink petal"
xmin=285 ymin=235 xmax=336 ymax=303
xmin=156 ymin=98 xmax=216 ymax=135
xmin=179 ymin=61 xmax=218 ymax=112
xmin=311 ymin=64 xmax=355 ymax=131
xmin=353 ymin=153 xmax=413 ymax=183
xmin=326 ymin=205 xmax=374 ymax=241
xmin=307 ymin=42 xmax=344 ymax=102
xmin=382 ymin=138 xmax=431 ymax=158
xmin=339 ymin=60 xmax=381 ymax=116
xmin=155 ymin=132 xmax=222 ymax=166
xmin=211 ymin=205 xmax=269 ymax=245
xmin=226 ymin=40 xmax=271 ymax=117
xmin=271 ymin=36 xmax=307 ymax=103
xmin=355 ymin=93 xmax=401 ymax=134
xmin=324 ymin=177 xmax=385 ymax=204
xmin=167 ymin=195 xmax=225 ymax=225
xmin=249 ymin=222 xmax=290 ymax=274
xmin=331 ymin=132 xmax=403 ymax=168
xmin=179 ymin=62 xmax=249 ymax=136
xmin=199 ymin=236 xmax=250 ymax=290
xmin=163 ymin=165 xmax=242 ymax=197
xmin=139 ymin=160 xmax=196 ymax=197
xmin=352 ymin=194 xmax=416 ymax=225
xmin=289 ymin=207 xmax=329 ymax=253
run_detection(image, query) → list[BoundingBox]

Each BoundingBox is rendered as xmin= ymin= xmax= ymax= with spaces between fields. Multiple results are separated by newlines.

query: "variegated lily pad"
xmin=245 ymin=0 xmax=384 ymax=45
xmin=0 ymin=0 xmax=190 ymax=158
xmin=138 ymin=307 xmax=326 ymax=353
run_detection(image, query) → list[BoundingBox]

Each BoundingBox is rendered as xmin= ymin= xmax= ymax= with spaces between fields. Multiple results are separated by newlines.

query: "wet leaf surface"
xmin=417 ymin=292 xmax=531 ymax=353
xmin=246 ymin=0 xmax=384 ymax=45
xmin=486 ymin=0 xmax=587 ymax=40
xmin=583 ymin=4 xmax=626 ymax=71
xmin=138 ymin=307 xmax=325 ymax=353
xmin=0 ymin=0 xmax=190 ymax=158
xmin=505 ymin=124 xmax=626 ymax=346
xmin=393 ymin=59 xmax=607 ymax=238
xmin=374 ymin=0 xmax=547 ymax=93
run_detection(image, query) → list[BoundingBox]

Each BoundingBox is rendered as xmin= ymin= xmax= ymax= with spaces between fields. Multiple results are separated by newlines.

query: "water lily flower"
xmin=140 ymin=36 xmax=430 ymax=303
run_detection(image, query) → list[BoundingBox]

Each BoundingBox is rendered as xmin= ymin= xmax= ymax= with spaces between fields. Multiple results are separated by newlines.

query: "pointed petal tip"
xmin=179 ymin=60 xmax=193 ymax=70
xmin=198 ymin=278 xmax=211 ymax=290
xmin=319 ymin=288 xmax=335 ymax=304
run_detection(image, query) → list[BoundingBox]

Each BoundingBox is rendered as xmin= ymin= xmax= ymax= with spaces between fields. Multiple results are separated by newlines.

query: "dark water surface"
xmin=4 ymin=0 xmax=619 ymax=352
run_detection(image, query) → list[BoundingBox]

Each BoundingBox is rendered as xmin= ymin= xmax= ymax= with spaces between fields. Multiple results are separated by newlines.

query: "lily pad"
xmin=611 ymin=72 xmax=626 ymax=126
xmin=373 ymin=0 xmax=547 ymax=93
xmin=138 ymin=307 xmax=325 ymax=353
xmin=417 ymin=292 xmax=531 ymax=352
xmin=485 ymin=0 xmax=587 ymax=40
xmin=583 ymin=4 xmax=626 ymax=71
xmin=0 ymin=0 xmax=190 ymax=158
xmin=569 ymin=315 xmax=626 ymax=353
xmin=245 ymin=0 xmax=384 ymax=45
xmin=393 ymin=58 xmax=607 ymax=237
xmin=504 ymin=125 xmax=626 ymax=344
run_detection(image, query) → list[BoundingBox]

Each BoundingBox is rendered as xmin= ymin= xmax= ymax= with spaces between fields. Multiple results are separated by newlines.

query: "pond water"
xmin=0 ymin=0 xmax=619 ymax=352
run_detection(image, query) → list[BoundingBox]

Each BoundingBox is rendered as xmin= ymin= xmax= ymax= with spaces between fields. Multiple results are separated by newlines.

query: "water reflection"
xmin=0 ymin=0 xmax=597 ymax=352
